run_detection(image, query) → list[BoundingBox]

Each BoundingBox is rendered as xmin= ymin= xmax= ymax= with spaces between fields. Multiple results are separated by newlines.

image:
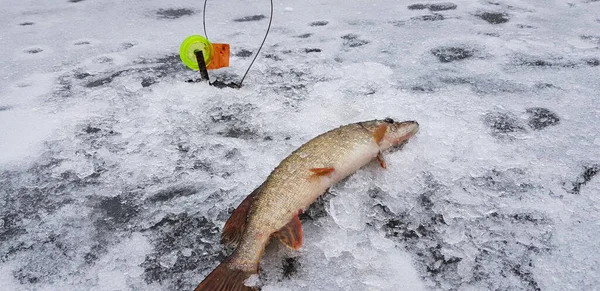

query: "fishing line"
xmin=202 ymin=0 xmax=273 ymax=88
xmin=202 ymin=0 xmax=209 ymax=40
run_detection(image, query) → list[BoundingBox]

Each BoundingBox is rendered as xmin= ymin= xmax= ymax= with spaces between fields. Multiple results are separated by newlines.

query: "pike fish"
xmin=194 ymin=118 xmax=419 ymax=291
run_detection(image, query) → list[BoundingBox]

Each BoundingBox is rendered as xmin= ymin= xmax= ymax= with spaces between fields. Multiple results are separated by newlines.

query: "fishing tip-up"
xmin=178 ymin=0 xmax=273 ymax=89
xmin=179 ymin=35 xmax=238 ymax=88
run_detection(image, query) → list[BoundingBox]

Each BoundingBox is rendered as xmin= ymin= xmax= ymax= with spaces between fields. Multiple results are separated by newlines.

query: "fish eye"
xmin=384 ymin=118 xmax=394 ymax=124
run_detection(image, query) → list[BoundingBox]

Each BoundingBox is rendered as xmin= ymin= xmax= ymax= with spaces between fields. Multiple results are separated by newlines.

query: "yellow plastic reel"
xmin=179 ymin=35 xmax=214 ymax=70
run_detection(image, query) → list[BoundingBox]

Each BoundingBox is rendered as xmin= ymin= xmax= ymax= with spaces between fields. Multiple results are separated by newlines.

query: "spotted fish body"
xmin=195 ymin=119 xmax=419 ymax=291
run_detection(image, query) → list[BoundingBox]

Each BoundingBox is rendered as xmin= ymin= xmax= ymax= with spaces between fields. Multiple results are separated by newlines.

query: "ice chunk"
xmin=244 ymin=274 xmax=261 ymax=287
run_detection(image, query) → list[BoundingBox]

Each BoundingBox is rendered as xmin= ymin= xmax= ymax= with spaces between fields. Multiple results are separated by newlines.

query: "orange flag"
xmin=207 ymin=43 xmax=230 ymax=70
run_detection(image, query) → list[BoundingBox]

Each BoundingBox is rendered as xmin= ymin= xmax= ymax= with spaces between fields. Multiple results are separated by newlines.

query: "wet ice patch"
xmin=482 ymin=111 xmax=527 ymax=139
xmin=525 ymin=107 xmax=560 ymax=130
xmin=431 ymin=46 xmax=475 ymax=62
xmin=428 ymin=2 xmax=457 ymax=11
xmin=73 ymin=40 xmax=91 ymax=46
xmin=410 ymin=14 xmax=446 ymax=22
xmin=477 ymin=12 xmax=510 ymax=24
xmin=296 ymin=33 xmax=312 ymax=38
xmin=583 ymin=58 xmax=600 ymax=66
xmin=53 ymin=54 xmax=188 ymax=94
xmin=84 ymin=70 xmax=127 ymax=88
xmin=234 ymin=15 xmax=266 ymax=22
xmin=156 ymin=8 xmax=195 ymax=19
xmin=141 ymin=214 xmax=223 ymax=290
xmin=310 ymin=20 xmax=329 ymax=26
xmin=408 ymin=2 xmax=457 ymax=11
xmin=206 ymin=103 xmax=261 ymax=139
xmin=409 ymin=71 xmax=530 ymax=95
xmin=235 ymin=49 xmax=253 ymax=57
xmin=568 ymin=164 xmax=600 ymax=194
xmin=341 ymin=34 xmax=370 ymax=48
xmin=511 ymin=54 xmax=579 ymax=68
xmin=25 ymin=48 xmax=43 ymax=54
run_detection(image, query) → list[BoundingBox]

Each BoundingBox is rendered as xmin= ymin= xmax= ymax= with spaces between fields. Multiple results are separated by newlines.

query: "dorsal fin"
xmin=373 ymin=124 xmax=388 ymax=145
xmin=221 ymin=184 xmax=263 ymax=248
xmin=309 ymin=167 xmax=335 ymax=176
xmin=273 ymin=214 xmax=303 ymax=250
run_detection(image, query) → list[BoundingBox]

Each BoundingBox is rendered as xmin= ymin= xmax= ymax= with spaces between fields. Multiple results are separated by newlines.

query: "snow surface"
xmin=1 ymin=0 xmax=599 ymax=290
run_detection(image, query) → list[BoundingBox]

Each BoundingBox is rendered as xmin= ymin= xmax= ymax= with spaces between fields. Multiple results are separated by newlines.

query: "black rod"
xmin=194 ymin=50 xmax=210 ymax=81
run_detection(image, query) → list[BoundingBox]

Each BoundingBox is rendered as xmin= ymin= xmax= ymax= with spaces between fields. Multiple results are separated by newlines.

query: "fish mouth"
xmin=391 ymin=120 xmax=419 ymax=146
xmin=403 ymin=121 xmax=419 ymax=135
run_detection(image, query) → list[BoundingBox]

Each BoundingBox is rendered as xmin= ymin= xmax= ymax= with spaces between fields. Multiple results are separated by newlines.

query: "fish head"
xmin=361 ymin=118 xmax=419 ymax=149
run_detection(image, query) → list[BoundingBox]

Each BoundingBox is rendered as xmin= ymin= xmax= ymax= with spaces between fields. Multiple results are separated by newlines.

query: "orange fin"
xmin=273 ymin=215 xmax=303 ymax=250
xmin=373 ymin=124 xmax=388 ymax=145
xmin=221 ymin=184 xmax=262 ymax=248
xmin=377 ymin=152 xmax=387 ymax=169
xmin=309 ymin=167 xmax=335 ymax=176
xmin=194 ymin=260 xmax=256 ymax=291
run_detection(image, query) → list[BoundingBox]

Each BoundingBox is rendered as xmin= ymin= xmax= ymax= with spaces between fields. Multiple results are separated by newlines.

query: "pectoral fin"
xmin=273 ymin=215 xmax=303 ymax=250
xmin=309 ymin=167 xmax=335 ymax=176
xmin=377 ymin=152 xmax=387 ymax=169
xmin=373 ymin=124 xmax=388 ymax=145
xmin=221 ymin=184 xmax=263 ymax=248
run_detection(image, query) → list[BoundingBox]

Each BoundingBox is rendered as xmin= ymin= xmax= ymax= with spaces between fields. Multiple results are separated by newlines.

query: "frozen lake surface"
xmin=1 ymin=0 xmax=599 ymax=290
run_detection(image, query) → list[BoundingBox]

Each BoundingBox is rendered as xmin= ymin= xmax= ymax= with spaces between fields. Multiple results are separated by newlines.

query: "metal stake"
xmin=194 ymin=50 xmax=210 ymax=81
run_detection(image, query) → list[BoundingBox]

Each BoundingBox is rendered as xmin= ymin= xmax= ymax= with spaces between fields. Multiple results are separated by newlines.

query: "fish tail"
xmin=194 ymin=259 xmax=258 ymax=291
